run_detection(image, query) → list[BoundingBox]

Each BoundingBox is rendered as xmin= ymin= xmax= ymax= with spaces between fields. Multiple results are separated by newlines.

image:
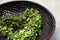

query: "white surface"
xmin=0 ymin=0 xmax=60 ymax=40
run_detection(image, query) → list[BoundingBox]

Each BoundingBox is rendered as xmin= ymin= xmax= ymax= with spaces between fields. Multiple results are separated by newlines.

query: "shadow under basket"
xmin=0 ymin=1 xmax=56 ymax=40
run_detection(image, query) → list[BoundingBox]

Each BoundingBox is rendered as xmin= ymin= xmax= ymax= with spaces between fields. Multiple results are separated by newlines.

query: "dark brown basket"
xmin=0 ymin=1 xmax=55 ymax=40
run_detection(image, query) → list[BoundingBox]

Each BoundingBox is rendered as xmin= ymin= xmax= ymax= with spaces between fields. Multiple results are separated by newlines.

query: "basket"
xmin=0 ymin=1 xmax=56 ymax=40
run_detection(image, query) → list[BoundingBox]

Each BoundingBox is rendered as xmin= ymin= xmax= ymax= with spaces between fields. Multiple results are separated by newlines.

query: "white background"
xmin=0 ymin=0 xmax=60 ymax=40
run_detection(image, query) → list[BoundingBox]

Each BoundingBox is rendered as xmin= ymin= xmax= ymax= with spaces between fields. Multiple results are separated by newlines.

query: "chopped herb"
xmin=0 ymin=8 xmax=42 ymax=40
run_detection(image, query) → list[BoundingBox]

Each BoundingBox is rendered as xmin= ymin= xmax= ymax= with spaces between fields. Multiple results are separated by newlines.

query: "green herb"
xmin=0 ymin=8 xmax=42 ymax=40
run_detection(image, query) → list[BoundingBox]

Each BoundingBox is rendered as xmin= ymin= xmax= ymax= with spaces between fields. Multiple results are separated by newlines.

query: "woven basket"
xmin=0 ymin=1 xmax=55 ymax=40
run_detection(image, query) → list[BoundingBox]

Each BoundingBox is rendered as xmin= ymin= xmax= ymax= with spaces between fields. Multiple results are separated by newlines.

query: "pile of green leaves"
xmin=0 ymin=8 xmax=42 ymax=40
